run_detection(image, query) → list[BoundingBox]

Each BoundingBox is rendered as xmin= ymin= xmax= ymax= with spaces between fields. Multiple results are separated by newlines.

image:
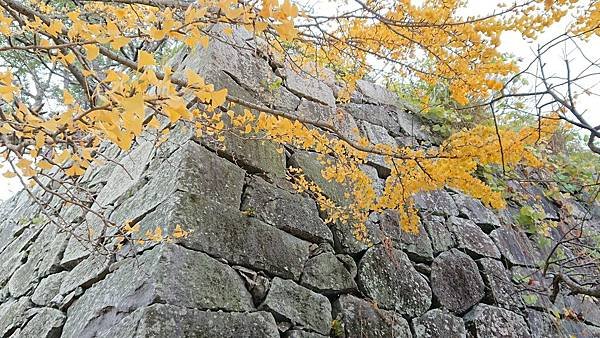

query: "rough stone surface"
xmin=95 ymin=141 xmax=154 ymax=207
xmin=379 ymin=209 xmax=433 ymax=262
xmin=490 ymin=226 xmax=541 ymax=266
xmin=103 ymin=304 xmax=279 ymax=338
xmin=357 ymin=246 xmax=432 ymax=317
xmin=61 ymin=244 xmax=253 ymax=338
xmin=448 ymin=216 xmax=501 ymax=259
xmin=300 ymin=252 xmax=356 ymax=294
xmin=260 ymin=277 xmax=332 ymax=335
xmin=284 ymin=66 xmax=336 ymax=106
xmin=13 ymin=307 xmax=64 ymax=338
xmin=289 ymin=151 xmax=349 ymax=206
xmin=31 ymin=272 xmax=67 ymax=306
xmin=333 ymin=294 xmax=412 ymax=338
xmin=138 ymin=191 xmax=311 ymax=280
xmin=413 ymin=309 xmax=466 ymax=338
xmin=464 ymin=304 xmax=531 ymax=338
xmin=431 ymin=249 xmax=485 ymax=314
xmin=241 ymin=176 xmax=333 ymax=243
xmin=453 ymin=192 xmax=501 ymax=232
xmin=478 ymin=258 xmax=523 ymax=309
xmin=422 ymin=214 xmax=456 ymax=254
xmin=413 ymin=190 xmax=459 ymax=217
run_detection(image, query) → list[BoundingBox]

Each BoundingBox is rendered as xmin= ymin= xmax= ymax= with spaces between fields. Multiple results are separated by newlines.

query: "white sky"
xmin=1 ymin=0 xmax=599 ymax=201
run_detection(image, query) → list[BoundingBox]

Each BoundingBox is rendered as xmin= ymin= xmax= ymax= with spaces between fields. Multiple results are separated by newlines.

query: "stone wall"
xmin=0 ymin=28 xmax=599 ymax=338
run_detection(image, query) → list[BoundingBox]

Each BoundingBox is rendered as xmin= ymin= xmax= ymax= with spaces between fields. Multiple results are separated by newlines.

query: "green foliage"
xmin=522 ymin=294 xmax=539 ymax=306
xmin=331 ymin=318 xmax=344 ymax=337
xmin=516 ymin=205 xmax=545 ymax=230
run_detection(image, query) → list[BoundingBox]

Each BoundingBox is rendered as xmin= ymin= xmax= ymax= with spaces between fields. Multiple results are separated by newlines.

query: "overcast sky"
xmin=1 ymin=0 xmax=598 ymax=201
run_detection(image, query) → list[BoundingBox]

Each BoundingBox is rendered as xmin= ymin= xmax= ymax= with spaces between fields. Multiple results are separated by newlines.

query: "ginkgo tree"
xmin=0 ymin=1 xmax=597 ymax=249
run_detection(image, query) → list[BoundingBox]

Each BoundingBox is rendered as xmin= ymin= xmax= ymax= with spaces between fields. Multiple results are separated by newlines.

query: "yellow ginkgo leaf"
xmin=2 ymin=171 xmax=16 ymax=178
xmin=83 ymin=44 xmax=99 ymax=60
xmin=63 ymin=90 xmax=74 ymax=105
xmin=137 ymin=51 xmax=156 ymax=69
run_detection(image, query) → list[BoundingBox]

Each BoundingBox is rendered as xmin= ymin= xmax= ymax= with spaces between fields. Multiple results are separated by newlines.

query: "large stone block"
xmin=421 ymin=214 xmax=456 ymax=254
xmin=464 ymin=304 xmax=531 ymax=338
xmin=138 ymin=192 xmax=311 ymax=280
xmin=110 ymin=140 xmax=246 ymax=227
xmin=241 ymin=176 xmax=333 ymax=244
xmin=478 ymin=258 xmax=523 ymax=309
xmin=8 ymin=223 xmax=68 ymax=298
xmin=300 ymin=252 xmax=356 ymax=294
xmin=95 ymin=140 xmax=154 ymax=207
xmin=284 ymin=66 xmax=336 ymax=107
xmin=448 ymin=216 xmax=500 ymax=259
xmin=12 ymin=307 xmax=64 ymax=338
xmin=413 ymin=190 xmax=459 ymax=217
xmin=431 ymin=249 xmax=484 ymax=314
xmin=490 ymin=226 xmax=541 ymax=267
xmin=333 ymin=294 xmax=412 ymax=338
xmin=357 ymin=245 xmax=431 ymax=317
xmin=453 ymin=192 xmax=500 ymax=232
xmin=260 ymin=277 xmax=332 ymax=335
xmin=102 ymin=304 xmax=279 ymax=338
xmin=379 ymin=209 xmax=433 ymax=262
xmin=413 ymin=309 xmax=466 ymax=338
xmin=61 ymin=244 xmax=254 ymax=338
xmin=289 ymin=151 xmax=350 ymax=207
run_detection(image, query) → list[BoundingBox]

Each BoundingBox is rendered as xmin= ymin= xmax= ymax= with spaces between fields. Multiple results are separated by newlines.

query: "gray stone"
xmin=453 ymin=193 xmax=500 ymax=232
xmin=59 ymin=254 xmax=112 ymax=295
xmin=395 ymin=110 xmax=431 ymax=141
xmin=31 ymin=271 xmax=67 ymax=306
xmin=448 ymin=216 xmax=500 ymax=259
xmin=330 ymin=213 xmax=382 ymax=255
xmin=60 ymin=210 xmax=109 ymax=268
xmin=110 ymin=140 xmax=246 ymax=227
xmin=478 ymin=258 xmax=523 ymax=309
xmin=413 ymin=309 xmax=466 ymax=338
xmin=379 ymin=209 xmax=433 ymax=262
xmin=343 ymin=103 xmax=402 ymax=136
xmin=137 ymin=192 xmax=311 ymax=280
xmin=0 ymin=297 xmax=31 ymax=337
xmin=284 ymin=65 xmax=336 ymax=107
xmin=354 ymin=80 xmax=398 ymax=106
xmin=0 ymin=227 xmax=40 ymax=287
xmin=431 ymin=249 xmax=484 ymax=314
xmin=61 ymin=244 xmax=253 ymax=338
xmin=360 ymin=164 xmax=385 ymax=196
xmin=559 ymin=319 xmax=600 ymax=337
xmin=284 ymin=329 xmax=328 ymax=338
xmin=464 ymin=304 xmax=531 ymax=338
xmin=490 ymin=227 xmax=541 ymax=266
xmin=289 ymin=151 xmax=350 ymax=206
xmin=359 ymin=120 xmax=398 ymax=147
xmin=8 ymin=223 xmax=68 ymax=297
xmin=557 ymin=293 xmax=600 ymax=327
xmin=333 ymin=294 xmax=412 ymax=338
xmin=260 ymin=277 xmax=332 ymax=335
xmin=295 ymin=99 xmax=334 ymax=123
xmin=525 ymin=309 xmax=560 ymax=338
xmin=413 ymin=190 xmax=459 ymax=217
xmin=421 ymin=214 xmax=456 ymax=254
xmin=357 ymin=245 xmax=431 ymax=317
xmin=102 ymin=304 xmax=279 ymax=338
xmin=510 ymin=266 xmax=553 ymax=309
xmin=300 ymin=252 xmax=357 ymax=294
xmin=13 ymin=307 xmax=64 ymax=338
xmin=95 ymin=140 xmax=154 ymax=207
xmin=241 ymin=176 xmax=333 ymax=243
